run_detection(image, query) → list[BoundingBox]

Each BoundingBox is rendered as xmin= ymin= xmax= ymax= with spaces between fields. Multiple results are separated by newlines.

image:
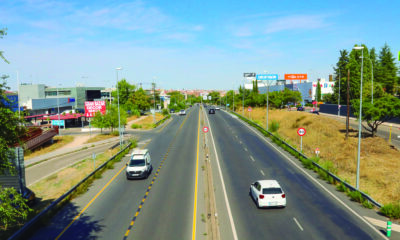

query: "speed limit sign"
xmin=297 ymin=128 xmax=306 ymax=136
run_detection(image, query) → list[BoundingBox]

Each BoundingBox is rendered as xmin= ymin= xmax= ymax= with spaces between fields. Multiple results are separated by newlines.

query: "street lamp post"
xmin=369 ymin=59 xmax=374 ymax=104
xmin=353 ymin=46 xmax=364 ymax=190
xmin=57 ymin=84 xmax=62 ymax=136
xmin=338 ymin=70 xmax=341 ymax=117
xmin=242 ymin=77 xmax=245 ymax=116
xmin=116 ymin=67 xmax=123 ymax=149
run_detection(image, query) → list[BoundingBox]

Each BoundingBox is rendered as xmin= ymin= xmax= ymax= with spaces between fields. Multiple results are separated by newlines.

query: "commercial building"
xmin=19 ymin=84 xmax=105 ymax=115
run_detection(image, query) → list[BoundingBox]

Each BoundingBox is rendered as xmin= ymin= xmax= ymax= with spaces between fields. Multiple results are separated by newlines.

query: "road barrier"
xmin=228 ymin=110 xmax=382 ymax=209
xmin=9 ymin=142 xmax=132 ymax=240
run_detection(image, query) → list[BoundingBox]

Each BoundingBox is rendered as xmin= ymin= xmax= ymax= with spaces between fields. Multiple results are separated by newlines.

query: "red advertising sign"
xmin=284 ymin=74 xmax=308 ymax=80
xmin=85 ymin=101 xmax=106 ymax=117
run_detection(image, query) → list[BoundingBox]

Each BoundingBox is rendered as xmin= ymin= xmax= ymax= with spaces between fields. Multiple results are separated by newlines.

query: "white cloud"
xmin=264 ymin=14 xmax=329 ymax=34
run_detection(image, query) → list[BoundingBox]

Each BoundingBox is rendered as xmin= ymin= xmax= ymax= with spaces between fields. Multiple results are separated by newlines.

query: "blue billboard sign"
xmin=52 ymin=120 xmax=65 ymax=126
xmin=256 ymin=74 xmax=278 ymax=80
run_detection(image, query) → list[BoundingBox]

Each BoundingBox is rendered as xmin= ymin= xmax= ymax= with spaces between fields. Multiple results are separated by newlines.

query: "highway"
xmin=205 ymin=108 xmax=384 ymax=239
xmin=27 ymin=105 xmax=387 ymax=240
xmin=28 ymin=106 xmax=204 ymax=240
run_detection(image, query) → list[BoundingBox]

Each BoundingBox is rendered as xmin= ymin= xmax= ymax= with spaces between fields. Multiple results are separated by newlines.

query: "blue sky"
xmin=1 ymin=0 xmax=399 ymax=91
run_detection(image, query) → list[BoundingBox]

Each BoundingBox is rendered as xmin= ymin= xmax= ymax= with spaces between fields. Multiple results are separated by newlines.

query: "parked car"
xmin=126 ymin=149 xmax=153 ymax=179
xmin=297 ymin=106 xmax=304 ymax=111
xmin=250 ymin=180 xmax=286 ymax=208
xmin=209 ymin=109 xmax=215 ymax=114
xmin=179 ymin=109 xmax=186 ymax=115
xmin=170 ymin=109 xmax=175 ymax=113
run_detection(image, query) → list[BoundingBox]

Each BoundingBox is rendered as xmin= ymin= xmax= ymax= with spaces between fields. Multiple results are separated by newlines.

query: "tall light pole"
xmin=152 ymin=77 xmax=156 ymax=124
xmin=242 ymin=77 xmax=245 ymax=116
xmin=57 ymin=84 xmax=62 ymax=136
xmin=264 ymin=70 xmax=270 ymax=131
xmin=353 ymin=45 xmax=364 ymax=190
xmin=116 ymin=67 xmax=123 ymax=149
xmin=369 ymin=59 xmax=374 ymax=104
xmin=338 ymin=68 xmax=341 ymax=117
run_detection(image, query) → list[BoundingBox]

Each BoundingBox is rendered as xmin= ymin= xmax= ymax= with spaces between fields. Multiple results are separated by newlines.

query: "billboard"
xmin=284 ymin=74 xmax=307 ymax=80
xmin=243 ymin=73 xmax=256 ymax=77
xmin=84 ymin=101 xmax=106 ymax=117
xmin=256 ymin=74 xmax=278 ymax=80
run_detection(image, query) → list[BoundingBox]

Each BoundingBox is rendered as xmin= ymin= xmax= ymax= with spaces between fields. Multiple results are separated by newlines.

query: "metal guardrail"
xmin=154 ymin=115 xmax=171 ymax=127
xmin=228 ymin=110 xmax=382 ymax=208
xmin=9 ymin=142 xmax=132 ymax=240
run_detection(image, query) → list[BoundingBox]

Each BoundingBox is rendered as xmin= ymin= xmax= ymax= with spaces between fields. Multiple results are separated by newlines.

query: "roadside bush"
xmin=111 ymin=131 xmax=119 ymax=136
xmin=162 ymin=109 xmax=169 ymax=116
xmin=381 ymin=202 xmax=400 ymax=219
xmin=269 ymin=120 xmax=280 ymax=132
xmin=347 ymin=190 xmax=363 ymax=203
xmin=336 ymin=182 xmax=348 ymax=193
xmin=131 ymin=124 xmax=142 ymax=129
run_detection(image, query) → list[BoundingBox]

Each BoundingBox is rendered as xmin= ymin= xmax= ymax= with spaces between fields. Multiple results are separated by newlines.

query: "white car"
xmin=126 ymin=149 xmax=153 ymax=179
xmin=215 ymin=107 xmax=220 ymax=110
xmin=179 ymin=109 xmax=186 ymax=115
xmin=250 ymin=180 xmax=286 ymax=208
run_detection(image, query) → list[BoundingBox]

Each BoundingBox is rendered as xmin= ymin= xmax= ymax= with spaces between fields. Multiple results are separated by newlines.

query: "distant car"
xmin=250 ymin=180 xmax=286 ymax=208
xmin=215 ymin=107 xmax=220 ymax=110
xmin=179 ymin=109 xmax=186 ymax=115
xmin=170 ymin=109 xmax=175 ymax=113
xmin=126 ymin=149 xmax=153 ymax=179
xmin=297 ymin=106 xmax=304 ymax=111
xmin=209 ymin=109 xmax=215 ymax=114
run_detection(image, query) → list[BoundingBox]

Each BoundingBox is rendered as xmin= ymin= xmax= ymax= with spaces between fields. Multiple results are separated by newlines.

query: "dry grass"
xmin=85 ymin=134 xmax=116 ymax=144
xmin=237 ymin=107 xmax=400 ymax=205
xmin=24 ymin=135 xmax=74 ymax=160
xmin=127 ymin=115 xmax=140 ymax=122
xmin=30 ymin=148 xmax=120 ymax=202
xmin=134 ymin=113 xmax=164 ymax=129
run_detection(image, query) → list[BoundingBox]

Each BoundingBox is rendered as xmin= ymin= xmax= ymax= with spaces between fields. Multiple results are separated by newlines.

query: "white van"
xmin=126 ymin=149 xmax=153 ymax=179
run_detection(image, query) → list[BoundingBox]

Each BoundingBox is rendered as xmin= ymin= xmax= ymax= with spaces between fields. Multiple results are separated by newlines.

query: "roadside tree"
xmin=132 ymin=88 xmax=150 ymax=112
xmin=90 ymin=111 xmax=107 ymax=133
xmin=375 ymin=43 xmax=398 ymax=94
xmin=352 ymin=94 xmax=400 ymax=137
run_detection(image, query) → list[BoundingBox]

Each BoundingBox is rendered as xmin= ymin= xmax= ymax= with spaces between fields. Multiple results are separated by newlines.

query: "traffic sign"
xmin=315 ymin=148 xmax=320 ymax=154
xmin=248 ymin=107 xmax=252 ymax=112
xmin=297 ymin=128 xmax=306 ymax=136
xmin=203 ymin=126 xmax=209 ymax=133
xmin=243 ymin=73 xmax=256 ymax=77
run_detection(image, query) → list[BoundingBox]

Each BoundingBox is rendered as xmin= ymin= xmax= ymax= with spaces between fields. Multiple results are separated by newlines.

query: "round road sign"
xmin=248 ymin=107 xmax=252 ymax=112
xmin=203 ymin=126 xmax=209 ymax=133
xmin=315 ymin=148 xmax=320 ymax=154
xmin=297 ymin=128 xmax=306 ymax=136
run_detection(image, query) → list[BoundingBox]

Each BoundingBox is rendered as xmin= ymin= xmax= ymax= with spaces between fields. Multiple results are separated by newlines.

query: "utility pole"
xmin=152 ymin=82 xmax=156 ymax=124
xmin=346 ymin=69 xmax=350 ymax=139
xmin=338 ymin=70 xmax=341 ymax=117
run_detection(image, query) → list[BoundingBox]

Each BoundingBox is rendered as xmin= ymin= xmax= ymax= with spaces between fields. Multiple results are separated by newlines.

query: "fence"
xmin=9 ymin=142 xmax=132 ymax=240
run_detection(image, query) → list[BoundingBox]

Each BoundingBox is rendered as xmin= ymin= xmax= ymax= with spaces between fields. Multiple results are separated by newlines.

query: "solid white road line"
xmin=235 ymin=114 xmax=388 ymax=240
xmin=250 ymin=156 xmax=255 ymax=162
xmin=204 ymin=108 xmax=238 ymax=240
xmin=293 ymin=217 xmax=304 ymax=231
xmin=260 ymin=170 xmax=265 ymax=176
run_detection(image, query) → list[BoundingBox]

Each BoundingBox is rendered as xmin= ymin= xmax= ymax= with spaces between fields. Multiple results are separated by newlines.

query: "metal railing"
xmin=228 ymin=110 xmax=382 ymax=208
xmin=9 ymin=142 xmax=132 ymax=240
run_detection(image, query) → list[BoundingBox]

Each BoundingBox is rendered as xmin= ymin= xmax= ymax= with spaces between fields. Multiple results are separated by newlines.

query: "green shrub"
xmin=347 ymin=190 xmax=363 ymax=203
xmin=380 ymin=202 xmax=400 ymax=219
xmin=131 ymin=124 xmax=142 ymax=129
xmin=269 ymin=120 xmax=280 ymax=132
xmin=362 ymin=200 xmax=374 ymax=209
xmin=111 ymin=131 xmax=119 ymax=136
xmin=162 ymin=109 xmax=169 ymax=116
xmin=336 ymin=182 xmax=348 ymax=193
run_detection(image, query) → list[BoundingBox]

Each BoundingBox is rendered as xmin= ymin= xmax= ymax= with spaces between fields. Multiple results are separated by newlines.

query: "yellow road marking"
xmin=56 ymin=141 xmax=152 ymax=239
xmin=192 ymin=107 xmax=201 ymax=240
xmin=55 ymin=164 xmax=127 ymax=240
xmin=125 ymin=230 xmax=130 ymax=236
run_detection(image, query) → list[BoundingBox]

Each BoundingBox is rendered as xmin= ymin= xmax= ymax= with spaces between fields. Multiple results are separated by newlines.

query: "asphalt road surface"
xmin=28 ymin=106 xmax=202 ymax=240
xmin=27 ymin=105 xmax=388 ymax=240
xmin=204 ymin=108 xmax=384 ymax=240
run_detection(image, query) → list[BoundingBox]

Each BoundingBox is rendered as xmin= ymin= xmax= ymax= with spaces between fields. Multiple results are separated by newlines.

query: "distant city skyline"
xmin=1 ymin=0 xmax=399 ymax=91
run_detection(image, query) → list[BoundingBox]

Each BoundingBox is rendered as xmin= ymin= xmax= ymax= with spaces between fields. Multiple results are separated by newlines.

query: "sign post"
xmin=248 ymin=106 xmax=252 ymax=120
xmin=297 ymin=128 xmax=306 ymax=151
xmin=92 ymin=152 xmax=96 ymax=170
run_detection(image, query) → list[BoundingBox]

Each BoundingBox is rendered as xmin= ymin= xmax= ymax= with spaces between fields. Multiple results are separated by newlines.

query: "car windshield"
xmin=129 ymin=159 xmax=145 ymax=167
xmin=262 ymin=188 xmax=282 ymax=194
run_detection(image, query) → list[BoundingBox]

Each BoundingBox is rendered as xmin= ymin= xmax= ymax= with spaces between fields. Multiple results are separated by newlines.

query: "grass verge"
xmin=231 ymin=108 xmax=398 ymax=219
xmin=85 ymin=133 xmax=116 ymax=144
